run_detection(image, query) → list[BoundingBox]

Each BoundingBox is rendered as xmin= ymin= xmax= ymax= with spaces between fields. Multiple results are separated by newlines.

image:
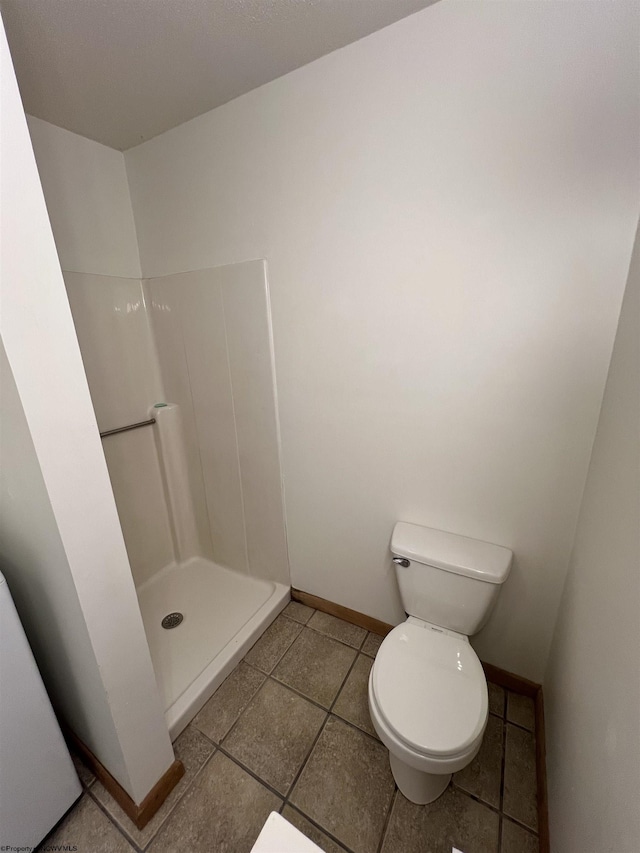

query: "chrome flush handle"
xmin=392 ymin=557 xmax=410 ymax=568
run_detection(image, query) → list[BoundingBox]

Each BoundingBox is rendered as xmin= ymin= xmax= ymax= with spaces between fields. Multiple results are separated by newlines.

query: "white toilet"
xmin=368 ymin=522 xmax=512 ymax=805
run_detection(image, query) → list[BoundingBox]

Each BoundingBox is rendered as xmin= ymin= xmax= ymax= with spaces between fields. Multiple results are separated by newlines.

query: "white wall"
xmin=0 ymin=341 xmax=130 ymax=786
xmin=125 ymin=1 xmax=639 ymax=680
xmin=0 ymin=19 xmax=174 ymax=803
xmin=27 ymin=115 xmax=141 ymax=278
xmin=544 ymin=222 xmax=640 ymax=852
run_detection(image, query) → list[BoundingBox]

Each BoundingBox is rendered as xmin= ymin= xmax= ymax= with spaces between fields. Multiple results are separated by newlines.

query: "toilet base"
xmin=389 ymin=752 xmax=451 ymax=805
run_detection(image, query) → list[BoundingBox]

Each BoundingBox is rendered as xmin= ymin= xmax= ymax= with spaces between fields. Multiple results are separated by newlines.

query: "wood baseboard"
xmin=291 ymin=587 xmax=549 ymax=851
xmin=291 ymin=589 xmax=394 ymax=636
xmin=66 ymin=729 xmax=184 ymax=830
xmin=478 ymin=663 xmax=549 ymax=852
xmin=480 ymin=661 xmax=540 ymax=698
xmin=535 ymin=688 xmax=550 ymax=853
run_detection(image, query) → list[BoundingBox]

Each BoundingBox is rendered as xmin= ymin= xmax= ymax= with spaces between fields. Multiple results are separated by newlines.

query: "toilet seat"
xmin=371 ymin=621 xmax=487 ymax=759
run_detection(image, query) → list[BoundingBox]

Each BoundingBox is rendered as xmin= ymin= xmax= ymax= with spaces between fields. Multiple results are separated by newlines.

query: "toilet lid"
xmin=372 ymin=623 xmax=487 ymax=757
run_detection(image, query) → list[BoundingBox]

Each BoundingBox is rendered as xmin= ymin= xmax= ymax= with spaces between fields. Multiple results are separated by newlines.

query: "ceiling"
xmin=1 ymin=0 xmax=436 ymax=151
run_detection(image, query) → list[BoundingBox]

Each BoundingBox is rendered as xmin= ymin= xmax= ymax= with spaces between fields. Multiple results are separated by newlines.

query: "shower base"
xmin=137 ymin=556 xmax=289 ymax=740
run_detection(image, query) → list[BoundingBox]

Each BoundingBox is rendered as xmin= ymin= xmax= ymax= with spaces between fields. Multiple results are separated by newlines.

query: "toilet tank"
xmin=391 ymin=522 xmax=512 ymax=636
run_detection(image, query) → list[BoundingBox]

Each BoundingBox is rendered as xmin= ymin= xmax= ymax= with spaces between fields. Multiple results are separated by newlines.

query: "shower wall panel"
xmin=63 ymin=273 xmax=161 ymax=430
xmin=64 ymin=272 xmax=175 ymax=585
xmin=220 ymin=263 xmax=289 ymax=586
xmin=101 ymin=429 xmax=174 ymax=586
xmin=146 ymin=261 xmax=289 ymax=586
xmin=142 ymin=275 xmax=218 ymax=565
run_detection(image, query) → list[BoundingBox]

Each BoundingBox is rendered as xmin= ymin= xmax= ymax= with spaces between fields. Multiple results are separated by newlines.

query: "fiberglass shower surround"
xmin=64 ymin=260 xmax=290 ymax=738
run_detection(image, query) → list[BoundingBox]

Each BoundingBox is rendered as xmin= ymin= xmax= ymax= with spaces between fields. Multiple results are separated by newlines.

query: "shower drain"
xmin=161 ymin=612 xmax=184 ymax=630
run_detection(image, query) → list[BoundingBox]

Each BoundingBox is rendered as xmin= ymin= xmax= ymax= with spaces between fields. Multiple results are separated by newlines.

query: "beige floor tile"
xmin=92 ymin=725 xmax=215 ymax=848
xmin=281 ymin=805 xmax=349 ymax=853
xmin=273 ymin=628 xmax=357 ymax=708
xmin=283 ymin=600 xmax=315 ymax=624
xmin=332 ymin=654 xmax=378 ymax=737
xmin=501 ymin=818 xmax=539 ymax=853
xmin=44 ymin=794 xmax=134 ymax=852
xmin=454 ymin=713 xmax=504 ymax=808
xmin=290 ymin=716 xmax=394 ymax=853
xmin=192 ymin=660 xmax=265 ymax=742
xmin=244 ymin=614 xmax=302 ymax=673
xmin=223 ymin=678 xmax=326 ymax=794
xmin=488 ymin=682 xmax=505 ymax=717
xmin=308 ymin=611 xmax=367 ymax=649
xmin=506 ymin=692 xmax=536 ymax=731
xmin=361 ymin=631 xmax=384 ymax=658
xmin=148 ymin=751 xmax=281 ymax=853
xmin=381 ymin=788 xmax=500 ymax=853
xmin=503 ymin=724 xmax=538 ymax=832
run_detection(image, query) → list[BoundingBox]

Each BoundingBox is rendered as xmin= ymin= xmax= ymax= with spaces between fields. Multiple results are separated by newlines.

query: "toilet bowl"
xmin=369 ymin=522 xmax=512 ymax=804
xmin=368 ymin=618 xmax=487 ymax=803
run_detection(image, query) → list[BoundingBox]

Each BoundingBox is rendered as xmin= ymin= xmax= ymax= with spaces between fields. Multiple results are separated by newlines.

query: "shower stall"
xmin=65 ymin=260 xmax=290 ymax=738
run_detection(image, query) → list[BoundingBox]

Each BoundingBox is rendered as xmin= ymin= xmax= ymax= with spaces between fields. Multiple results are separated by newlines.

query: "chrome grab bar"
xmin=99 ymin=418 xmax=156 ymax=439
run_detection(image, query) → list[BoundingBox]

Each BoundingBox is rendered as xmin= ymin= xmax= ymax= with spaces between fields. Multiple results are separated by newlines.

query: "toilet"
xmin=368 ymin=522 xmax=512 ymax=805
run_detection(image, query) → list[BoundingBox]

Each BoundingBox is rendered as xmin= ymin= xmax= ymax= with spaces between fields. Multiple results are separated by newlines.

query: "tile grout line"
xmin=504 ymin=687 xmax=536 ymax=733
xmin=219 ymin=617 xmax=318 ymax=744
xmin=450 ymin=782 xmax=505 ymax=820
xmin=375 ymin=787 xmax=398 ymax=853
xmin=142 ymin=747 xmax=221 ymax=852
xmin=263 ymin=667 xmax=385 ymax=747
xmin=498 ymin=687 xmax=508 ymax=852
xmin=243 ymin=630 xmax=382 ymax=745
xmin=330 ymin=707 xmax=382 ymax=746
xmin=451 ymin=780 xmax=539 ymax=837
xmin=504 ymin=718 xmax=536 ymax=735
xmin=245 ymin=616 xmax=304 ymax=672
xmin=502 ymin=718 xmax=540 ymax=835
xmin=275 ymin=643 xmax=379 ymax=846
xmin=213 ymin=741 xmax=291 ymax=803
xmin=283 ymin=713 xmax=331 ymax=801
xmin=281 ymin=611 xmax=368 ymax=653
xmin=87 ymin=786 xmax=141 ymax=852
xmin=501 ymin=813 xmax=541 ymax=837
xmin=84 ymin=790 xmax=144 ymax=853
xmin=280 ymin=650 xmax=385 ymax=852
xmin=328 ymin=645 xmax=363 ymax=714
xmin=211 ymin=675 xmax=273 ymax=748
xmin=88 ymin=743 xmax=222 ymax=853
xmin=282 ymin=803 xmax=356 ymax=853
xmin=194 ymin=684 xmax=364 ymax=816
xmin=254 ymin=639 xmax=382 ymax=743
xmin=267 ymin=671 xmax=344 ymax=717
xmin=281 ymin=714 xmax=362 ymax=853
xmin=307 ymin=610 xmax=369 ymax=652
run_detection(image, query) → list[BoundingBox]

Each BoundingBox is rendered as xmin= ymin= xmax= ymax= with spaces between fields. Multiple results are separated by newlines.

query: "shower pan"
xmin=64 ymin=260 xmax=290 ymax=738
xmin=137 ymin=557 xmax=284 ymax=737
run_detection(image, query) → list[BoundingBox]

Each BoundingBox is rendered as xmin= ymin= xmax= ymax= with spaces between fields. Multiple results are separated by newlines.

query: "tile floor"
xmin=42 ymin=602 xmax=541 ymax=853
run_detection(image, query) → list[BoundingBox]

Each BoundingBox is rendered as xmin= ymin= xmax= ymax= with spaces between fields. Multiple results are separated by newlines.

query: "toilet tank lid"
xmin=391 ymin=522 xmax=512 ymax=584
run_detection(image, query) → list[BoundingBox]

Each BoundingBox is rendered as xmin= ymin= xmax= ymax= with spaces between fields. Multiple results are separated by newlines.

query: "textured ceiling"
xmin=1 ymin=0 xmax=437 ymax=150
